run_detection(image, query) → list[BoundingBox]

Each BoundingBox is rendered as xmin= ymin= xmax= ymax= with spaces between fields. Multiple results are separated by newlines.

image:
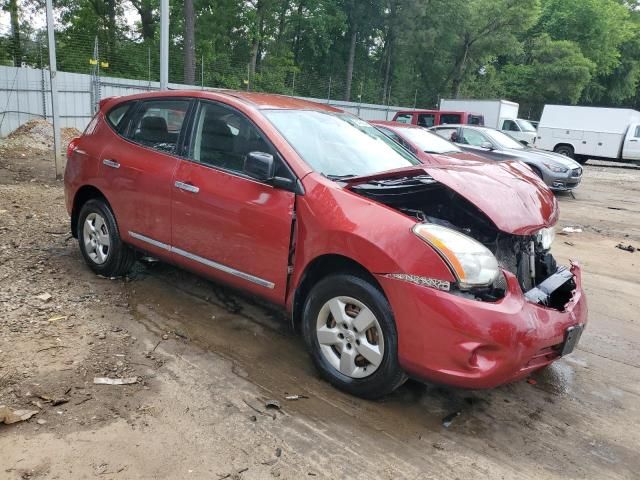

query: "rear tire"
xmin=554 ymin=144 xmax=575 ymax=159
xmin=302 ymin=273 xmax=407 ymax=399
xmin=575 ymin=156 xmax=588 ymax=165
xmin=77 ymin=199 xmax=136 ymax=277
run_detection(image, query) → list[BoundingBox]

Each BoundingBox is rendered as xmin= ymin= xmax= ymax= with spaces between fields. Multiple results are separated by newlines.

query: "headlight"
xmin=543 ymin=162 xmax=568 ymax=173
xmin=413 ymin=224 xmax=499 ymax=289
xmin=537 ymin=226 xmax=555 ymax=250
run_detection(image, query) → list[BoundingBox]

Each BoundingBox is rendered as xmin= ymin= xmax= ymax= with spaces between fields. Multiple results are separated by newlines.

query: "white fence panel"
xmin=1 ymin=65 xmax=411 ymax=137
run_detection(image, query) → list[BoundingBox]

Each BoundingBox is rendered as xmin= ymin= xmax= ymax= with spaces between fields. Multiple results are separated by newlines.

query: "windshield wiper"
xmin=325 ymin=174 xmax=358 ymax=181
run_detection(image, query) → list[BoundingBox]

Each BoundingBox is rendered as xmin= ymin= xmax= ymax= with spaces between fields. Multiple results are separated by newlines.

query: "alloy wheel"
xmin=83 ymin=212 xmax=111 ymax=265
xmin=315 ymin=296 xmax=385 ymax=379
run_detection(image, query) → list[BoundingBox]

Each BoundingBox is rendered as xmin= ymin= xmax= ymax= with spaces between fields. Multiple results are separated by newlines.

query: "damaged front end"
xmin=348 ymin=173 xmax=574 ymax=310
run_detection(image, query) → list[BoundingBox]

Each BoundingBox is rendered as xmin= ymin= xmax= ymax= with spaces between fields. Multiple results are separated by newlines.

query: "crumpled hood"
xmin=424 ymin=156 xmax=558 ymax=235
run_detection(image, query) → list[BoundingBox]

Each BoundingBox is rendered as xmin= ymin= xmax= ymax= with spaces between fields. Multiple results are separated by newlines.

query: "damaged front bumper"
xmin=377 ymin=262 xmax=587 ymax=389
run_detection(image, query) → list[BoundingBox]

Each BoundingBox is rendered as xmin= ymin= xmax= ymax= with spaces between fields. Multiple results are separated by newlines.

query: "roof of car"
xmin=103 ymin=89 xmax=342 ymax=113
xmin=370 ymin=120 xmax=423 ymax=129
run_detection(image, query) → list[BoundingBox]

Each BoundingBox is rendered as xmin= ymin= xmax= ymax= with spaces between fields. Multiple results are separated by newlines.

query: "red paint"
xmin=392 ymin=109 xmax=484 ymax=126
xmin=65 ymin=90 xmax=587 ymax=390
xmin=371 ymin=121 xmax=558 ymax=235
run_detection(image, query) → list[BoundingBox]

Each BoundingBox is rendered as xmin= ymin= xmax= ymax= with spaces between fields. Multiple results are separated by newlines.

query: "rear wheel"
xmin=575 ymin=155 xmax=588 ymax=165
xmin=554 ymin=144 xmax=575 ymax=159
xmin=302 ymin=273 xmax=406 ymax=399
xmin=77 ymin=199 xmax=136 ymax=277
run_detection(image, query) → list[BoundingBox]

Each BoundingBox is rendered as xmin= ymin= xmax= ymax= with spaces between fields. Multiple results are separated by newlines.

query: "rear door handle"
xmin=102 ymin=159 xmax=120 ymax=169
xmin=630 ymin=139 xmax=638 ymax=143
xmin=175 ymin=181 xmax=199 ymax=193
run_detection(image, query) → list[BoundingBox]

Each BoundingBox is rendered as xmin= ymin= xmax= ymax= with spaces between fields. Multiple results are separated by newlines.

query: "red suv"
xmin=65 ymin=91 xmax=587 ymax=398
xmin=393 ymin=109 xmax=484 ymax=127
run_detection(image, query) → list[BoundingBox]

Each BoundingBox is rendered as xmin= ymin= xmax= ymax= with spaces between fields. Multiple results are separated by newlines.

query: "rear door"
xmin=99 ymin=98 xmax=192 ymax=255
xmin=622 ymin=124 xmax=640 ymax=160
xmin=170 ymin=99 xmax=296 ymax=303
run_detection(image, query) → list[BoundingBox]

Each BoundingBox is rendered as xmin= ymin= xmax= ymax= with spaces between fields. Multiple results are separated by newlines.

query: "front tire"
xmin=554 ymin=144 xmax=575 ymax=158
xmin=77 ymin=199 xmax=136 ymax=277
xmin=302 ymin=273 xmax=406 ymax=399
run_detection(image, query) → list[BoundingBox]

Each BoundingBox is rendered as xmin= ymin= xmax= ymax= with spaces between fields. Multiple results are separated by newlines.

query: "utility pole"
xmin=45 ymin=0 xmax=62 ymax=179
xmin=160 ymin=0 xmax=169 ymax=90
xmin=327 ymin=76 xmax=332 ymax=103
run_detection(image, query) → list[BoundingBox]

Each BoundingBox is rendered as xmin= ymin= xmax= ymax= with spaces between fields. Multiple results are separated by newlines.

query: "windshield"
xmin=516 ymin=119 xmax=537 ymax=132
xmin=264 ymin=110 xmax=419 ymax=178
xmin=483 ymin=129 xmax=526 ymax=150
xmin=394 ymin=127 xmax=461 ymax=154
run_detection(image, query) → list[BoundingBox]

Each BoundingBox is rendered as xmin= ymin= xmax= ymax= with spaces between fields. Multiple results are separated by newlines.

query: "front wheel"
xmin=302 ymin=273 xmax=406 ymax=399
xmin=77 ymin=199 xmax=136 ymax=277
xmin=554 ymin=145 xmax=575 ymax=158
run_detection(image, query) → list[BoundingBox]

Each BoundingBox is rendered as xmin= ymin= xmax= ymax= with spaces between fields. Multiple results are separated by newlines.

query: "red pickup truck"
xmin=393 ymin=109 xmax=484 ymax=128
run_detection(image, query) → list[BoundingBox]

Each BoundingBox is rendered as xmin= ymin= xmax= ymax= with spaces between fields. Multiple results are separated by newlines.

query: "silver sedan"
xmin=430 ymin=125 xmax=583 ymax=191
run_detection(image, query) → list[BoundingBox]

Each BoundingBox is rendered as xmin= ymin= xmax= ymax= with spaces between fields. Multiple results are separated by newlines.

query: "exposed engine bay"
xmin=349 ymin=175 xmax=575 ymax=309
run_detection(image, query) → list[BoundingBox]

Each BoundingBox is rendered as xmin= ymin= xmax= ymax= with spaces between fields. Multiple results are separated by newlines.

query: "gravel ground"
xmin=0 ymin=154 xmax=639 ymax=479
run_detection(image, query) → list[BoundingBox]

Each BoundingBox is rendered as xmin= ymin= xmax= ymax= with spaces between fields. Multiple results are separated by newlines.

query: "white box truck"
xmin=439 ymin=99 xmax=537 ymax=145
xmin=535 ymin=105 xmax=640 ymax=165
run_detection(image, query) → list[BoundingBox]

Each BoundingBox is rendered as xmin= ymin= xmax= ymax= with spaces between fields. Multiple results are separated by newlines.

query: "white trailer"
xmin=439 ymin=99 xmax=536 ymax=144
xmin=535 ymin=105 xmax=640 ymax=165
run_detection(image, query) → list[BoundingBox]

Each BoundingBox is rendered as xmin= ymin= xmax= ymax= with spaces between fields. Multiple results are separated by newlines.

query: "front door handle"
xmin=102 ymin=159 xmax=120 ymax=169
xmin=630 ymin=139 xmax=638 ymax=143
xmin=175 ymin=181 xmax=199 ymax=193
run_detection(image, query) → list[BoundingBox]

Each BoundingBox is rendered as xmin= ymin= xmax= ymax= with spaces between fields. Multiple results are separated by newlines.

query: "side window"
xmin=434 ymin=128 xmax=458 ymax=143
xmin=461 ymin=128 xmax=489 ymax=147
xmin=127 ymin=99 xmax=190 ymax=154
xmin=417 ymin=114 xmax=435 ymax=128
xmin=107 ymin=103 xmax=131 ymax=131
xmin=502 ymin=120 xmax=519 ymax=132
xmin=394 ymin=114 xmax=413 ymax=124
xmin=634 ymin=126 xmax=640 ymax=138
xmin=189 ymin=101 xmax=282 ymax=176
xmin=440 ymin=114 xmax=461 ymax=125
xmin=468 ymin=115 xmax=483 ymax=125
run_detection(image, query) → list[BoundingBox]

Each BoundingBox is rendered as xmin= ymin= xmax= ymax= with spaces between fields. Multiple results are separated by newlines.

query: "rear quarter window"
xmin=106 ymin=103 xmax=132 ymax=130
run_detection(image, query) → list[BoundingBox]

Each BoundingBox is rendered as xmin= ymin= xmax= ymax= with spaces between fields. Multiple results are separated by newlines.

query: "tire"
xmin=302 ymin=273 xmax=407 ymax=399
xmin=77 ymin=198 xmax=136 ymax=277
xmin=554 ymin=144 xmax=575 ymax=158
xmin=575 ymin=156 xmax=588 ymax=165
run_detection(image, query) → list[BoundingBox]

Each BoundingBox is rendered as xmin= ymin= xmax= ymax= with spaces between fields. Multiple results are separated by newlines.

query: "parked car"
xmin=535 ymin=105 xmax=640 ymax=165
xmin=431 ymin=124 xmax=584 ymax=191
xmin=371 ymin=120 xmax=548 ymax=191
xmin=65 ymin=91 xmax=587 ymax=398
xmin=440 ymin=99 xmax=537 ymax=145
xmin=392 ymin=109 xmax=484 ymax=128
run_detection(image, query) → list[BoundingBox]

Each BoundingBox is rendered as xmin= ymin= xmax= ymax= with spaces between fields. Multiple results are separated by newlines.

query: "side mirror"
xmin=244 ymin=151 xmax=275 ymax=181
xmin=519 ymin=140 xmax=529 ymax=146
xmin=480 ymin=141 xmax=494 ymax=150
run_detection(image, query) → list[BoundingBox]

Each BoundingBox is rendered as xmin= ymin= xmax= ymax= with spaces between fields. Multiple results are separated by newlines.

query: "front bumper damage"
xmin=377 ymin=262 xmax=587 ymax=389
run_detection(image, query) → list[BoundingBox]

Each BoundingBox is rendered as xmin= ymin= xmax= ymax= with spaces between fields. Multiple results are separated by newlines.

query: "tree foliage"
xmin=3 ymin=0 xmax=640 ymax=115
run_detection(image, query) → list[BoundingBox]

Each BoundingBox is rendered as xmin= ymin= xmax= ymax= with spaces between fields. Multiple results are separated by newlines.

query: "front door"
xmin=623 ymin=124 xmax=640 ymax=160
xmin=99 ymin=98 xmax=191 ymax=255
xmin=171 ymin=100 xmax=295 ymax=303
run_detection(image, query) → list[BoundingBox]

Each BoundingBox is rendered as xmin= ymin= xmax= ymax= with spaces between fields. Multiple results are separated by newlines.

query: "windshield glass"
xmin=393 ymin=127 xmax=461 ymax=154
xmin=483 ymin=129 xmax=525 ymax=150
xmin=264 ymin=110 xmax=419 ymax=177
xmin=516 ymin=119 xmax=537 ymax=132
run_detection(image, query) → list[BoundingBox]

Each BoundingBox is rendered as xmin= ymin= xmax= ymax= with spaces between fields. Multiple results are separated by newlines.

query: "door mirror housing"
xmin=519 ymin=140 xmax=530 ymax=146
xmin=480 ymin=141 xmax=494 ymax=150
xmin=244 ymin=151 xmax=275 ymax=181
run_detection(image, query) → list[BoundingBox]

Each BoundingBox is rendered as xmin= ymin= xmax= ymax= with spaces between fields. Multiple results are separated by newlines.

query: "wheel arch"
xmin=290 ymin=254 xmax=383 ymax=332
xmin=71 ymin=185 xmax=112 ymax=238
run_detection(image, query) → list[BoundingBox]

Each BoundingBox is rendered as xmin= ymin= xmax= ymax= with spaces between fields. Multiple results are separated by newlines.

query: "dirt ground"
xmin=1 ymin=153 xmax=639 ymax=480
